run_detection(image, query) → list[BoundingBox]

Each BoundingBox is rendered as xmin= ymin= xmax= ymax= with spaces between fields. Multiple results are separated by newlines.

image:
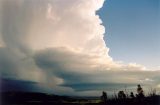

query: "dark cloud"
xmin=0 ymin=78 xmax=57 ymax=93
xmin=61 ymin=83 xmax=137 ymax=91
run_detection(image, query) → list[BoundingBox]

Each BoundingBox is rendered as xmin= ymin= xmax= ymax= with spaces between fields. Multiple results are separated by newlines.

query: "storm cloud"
xmin=0 ymin=0 xmax=160 ymax=96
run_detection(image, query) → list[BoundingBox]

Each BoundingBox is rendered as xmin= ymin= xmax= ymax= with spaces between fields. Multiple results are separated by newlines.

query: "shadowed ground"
xmin=1 ymin=92 xmax=160 ymax=105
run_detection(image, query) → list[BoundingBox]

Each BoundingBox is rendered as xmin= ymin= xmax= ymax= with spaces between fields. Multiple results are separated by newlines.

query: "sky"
xmin=0 ymin=0 xmax=160 ymax=96
xmin=98 ymin=0 xmax=160 ymax=69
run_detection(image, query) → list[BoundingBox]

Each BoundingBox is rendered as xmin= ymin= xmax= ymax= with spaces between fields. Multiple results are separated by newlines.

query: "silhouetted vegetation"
xmin=1 ymin=85 xmax=160 ymax=105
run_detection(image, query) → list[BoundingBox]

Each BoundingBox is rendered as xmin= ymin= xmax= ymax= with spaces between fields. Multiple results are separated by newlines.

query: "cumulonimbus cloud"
xmin=0 ymin=0 xmax=160 ymax=95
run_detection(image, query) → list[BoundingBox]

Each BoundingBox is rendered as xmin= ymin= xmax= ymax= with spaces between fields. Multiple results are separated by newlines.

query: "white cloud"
xmin=0 ymin=0 xmax=159 ymax=95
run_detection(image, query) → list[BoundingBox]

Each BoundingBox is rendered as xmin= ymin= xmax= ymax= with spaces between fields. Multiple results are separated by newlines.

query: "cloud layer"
xmin=0 ymin=0 xmax=160 ymax=96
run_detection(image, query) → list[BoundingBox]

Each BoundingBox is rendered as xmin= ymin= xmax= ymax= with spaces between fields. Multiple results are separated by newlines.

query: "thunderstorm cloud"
xmin=0 ymin=0 xmax=159 ymax=96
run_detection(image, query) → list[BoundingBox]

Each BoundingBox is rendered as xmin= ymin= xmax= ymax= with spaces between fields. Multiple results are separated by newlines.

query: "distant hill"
xmin=1 ymin=91 xmax=72 ymax=105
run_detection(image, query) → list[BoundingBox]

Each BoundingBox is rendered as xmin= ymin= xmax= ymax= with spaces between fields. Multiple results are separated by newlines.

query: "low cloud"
xmin=34 ymin=47 xmax=160 ymax=94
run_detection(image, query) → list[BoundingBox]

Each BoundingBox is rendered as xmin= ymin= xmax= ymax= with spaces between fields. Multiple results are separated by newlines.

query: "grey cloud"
xmin=0 ymin=0 xmax=35 ymax=54
xmin=34 ymin=47 xmax=160 ymax=92
xmin=61 ymin=83 xmax=137 ymax=91
xmin=0 ymin=78 xmax=57 ymax=93
xmin=0 ymin=48 xmax=19 ymax=78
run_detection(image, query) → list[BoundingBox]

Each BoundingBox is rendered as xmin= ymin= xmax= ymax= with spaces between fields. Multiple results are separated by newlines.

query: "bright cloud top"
xmin=0 ymin=0 xmax=159 ymax=96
